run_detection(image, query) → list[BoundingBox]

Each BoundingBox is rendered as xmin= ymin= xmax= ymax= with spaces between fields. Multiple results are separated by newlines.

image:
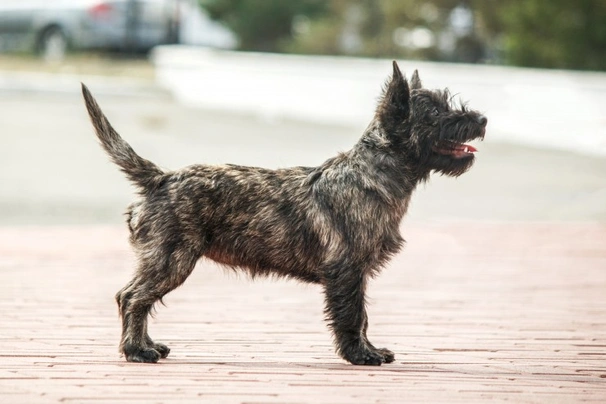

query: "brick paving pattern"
xmin=0 ymin=224 xmax=605 ymax=403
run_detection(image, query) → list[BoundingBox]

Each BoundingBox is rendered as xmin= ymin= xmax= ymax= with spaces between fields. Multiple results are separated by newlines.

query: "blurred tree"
xmin=375 ymin=0 xmax=449 ymax=60
xmin=199 ymin=0 xmax=327 ymax=52
xmin=286 ymin=0 xmax=476 ymax=60
xmin=497 ymin=0 xmax=606 ymax=70
xmin=200 ymin=0 xmax=606 ymax=71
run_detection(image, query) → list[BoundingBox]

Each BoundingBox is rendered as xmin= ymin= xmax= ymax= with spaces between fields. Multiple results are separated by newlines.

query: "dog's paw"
xmin=376 ymin=347 xmax=395 ymax=363
xmin=144 ymin=335 xmax=170 ymax=359
xmin=123 ymin=344 xmax=161 ymax=363
xmin=152 ymin=342 xmax=171 ymax=359
xmin=342 ymin=343 xmax=392 ymax=366
xmin=346 ymin=348 xmax=384 ymax=366
xmin=342 ymin=342 xmax=395 ymax=366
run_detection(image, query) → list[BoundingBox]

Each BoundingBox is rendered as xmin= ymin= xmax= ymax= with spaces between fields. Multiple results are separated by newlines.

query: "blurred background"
xmin=0 ymin=0 xmax=605 ymax=225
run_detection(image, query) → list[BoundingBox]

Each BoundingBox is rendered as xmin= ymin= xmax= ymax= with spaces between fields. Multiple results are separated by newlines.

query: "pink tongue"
xmin=455 ymin=144 xmax=477 ymax=152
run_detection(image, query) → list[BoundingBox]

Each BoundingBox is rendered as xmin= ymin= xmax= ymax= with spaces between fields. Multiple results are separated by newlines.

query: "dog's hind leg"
xmin=116 ymin=245 xmax=199 ymax=363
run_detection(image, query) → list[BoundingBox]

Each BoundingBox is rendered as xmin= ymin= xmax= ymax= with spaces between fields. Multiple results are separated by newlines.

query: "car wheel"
xmin=39 ymin=27 xmax=68 ymax=63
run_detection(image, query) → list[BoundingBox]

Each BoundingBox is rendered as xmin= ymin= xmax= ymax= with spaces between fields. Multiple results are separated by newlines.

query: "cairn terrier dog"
xmin=82 ymin=61 xmax=487 ymax=365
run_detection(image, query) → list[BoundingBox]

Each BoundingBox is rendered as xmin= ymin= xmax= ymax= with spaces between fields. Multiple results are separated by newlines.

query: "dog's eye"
xmin=432 ymin=108 xmax=440 ymax=116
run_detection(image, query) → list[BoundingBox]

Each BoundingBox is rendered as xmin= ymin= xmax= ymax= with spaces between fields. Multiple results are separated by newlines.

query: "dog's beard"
xmin=428 ymin=152 xmax=475 ymax=177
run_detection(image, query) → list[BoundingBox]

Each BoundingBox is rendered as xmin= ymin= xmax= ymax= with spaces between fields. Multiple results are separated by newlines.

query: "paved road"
xmin=1 ymin=224 xmax=604 ymax=403
xmin=1 ymin=91 xmax=605 ymax=225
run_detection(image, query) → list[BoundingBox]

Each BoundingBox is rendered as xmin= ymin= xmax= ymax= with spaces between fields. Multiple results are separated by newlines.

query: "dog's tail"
xmin=81 ymin=83 xmax=164 ymax=191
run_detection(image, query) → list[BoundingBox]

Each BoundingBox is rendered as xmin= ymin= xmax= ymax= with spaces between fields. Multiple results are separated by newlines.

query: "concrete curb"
xmin=152 ymin=46 xmax=606 ymax=157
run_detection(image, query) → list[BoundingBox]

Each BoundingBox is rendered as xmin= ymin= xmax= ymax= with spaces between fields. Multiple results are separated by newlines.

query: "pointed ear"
xmin=377 ymin=61 xmax=411 ymax=126
xmin=410 ymin=69 xmax=422 ymax=90
xmin=392 ymin=60 xmax=404 ymax=82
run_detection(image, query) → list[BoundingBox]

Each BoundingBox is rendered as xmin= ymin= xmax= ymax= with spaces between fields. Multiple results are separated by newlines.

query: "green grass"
xmin=0 ymin=52 xmax=155 ymax=79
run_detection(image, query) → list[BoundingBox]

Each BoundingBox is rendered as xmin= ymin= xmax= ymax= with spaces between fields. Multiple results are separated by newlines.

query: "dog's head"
xmin=375 ymin=61 xmax=487 ymax=177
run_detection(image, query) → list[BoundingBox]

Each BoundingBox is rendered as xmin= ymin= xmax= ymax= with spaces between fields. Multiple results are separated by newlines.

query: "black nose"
xmin=477 ymin=115 xmax=488 ymax=126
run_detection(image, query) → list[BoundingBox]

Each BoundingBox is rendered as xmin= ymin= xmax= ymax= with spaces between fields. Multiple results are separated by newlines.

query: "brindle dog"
xmin=82 ymin=61 xmax=487 ymax=365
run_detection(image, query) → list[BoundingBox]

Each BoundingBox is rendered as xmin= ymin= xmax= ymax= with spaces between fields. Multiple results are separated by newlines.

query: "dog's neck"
xmin=332 ymin=134 xmax=423 ymax=215
xmin=354 ymin=121 xmax=431 ymax=188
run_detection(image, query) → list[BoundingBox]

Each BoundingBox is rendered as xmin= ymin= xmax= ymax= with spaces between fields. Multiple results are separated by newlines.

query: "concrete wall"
xmin=152 ymin=46 xmax=606 ymax=157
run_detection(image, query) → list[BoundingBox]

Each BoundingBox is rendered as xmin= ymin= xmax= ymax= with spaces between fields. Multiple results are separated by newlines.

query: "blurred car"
xmin=0 ymin=0 xmax=180 ymax=61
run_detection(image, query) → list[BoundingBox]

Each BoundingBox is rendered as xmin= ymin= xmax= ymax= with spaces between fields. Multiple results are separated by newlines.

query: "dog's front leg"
xmin=362 ymin=316 xmax=395 ymax=363
xmin=323 ymin=262 xmax=394 ymax=365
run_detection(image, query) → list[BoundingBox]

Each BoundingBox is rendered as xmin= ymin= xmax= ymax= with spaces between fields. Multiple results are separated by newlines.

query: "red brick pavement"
xmin=0 ymin=224 xmax=605 ymax=403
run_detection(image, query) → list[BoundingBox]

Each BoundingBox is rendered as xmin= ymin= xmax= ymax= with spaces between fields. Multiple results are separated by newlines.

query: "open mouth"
xmin=432 ymin=140 xmax=478 ymax=159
